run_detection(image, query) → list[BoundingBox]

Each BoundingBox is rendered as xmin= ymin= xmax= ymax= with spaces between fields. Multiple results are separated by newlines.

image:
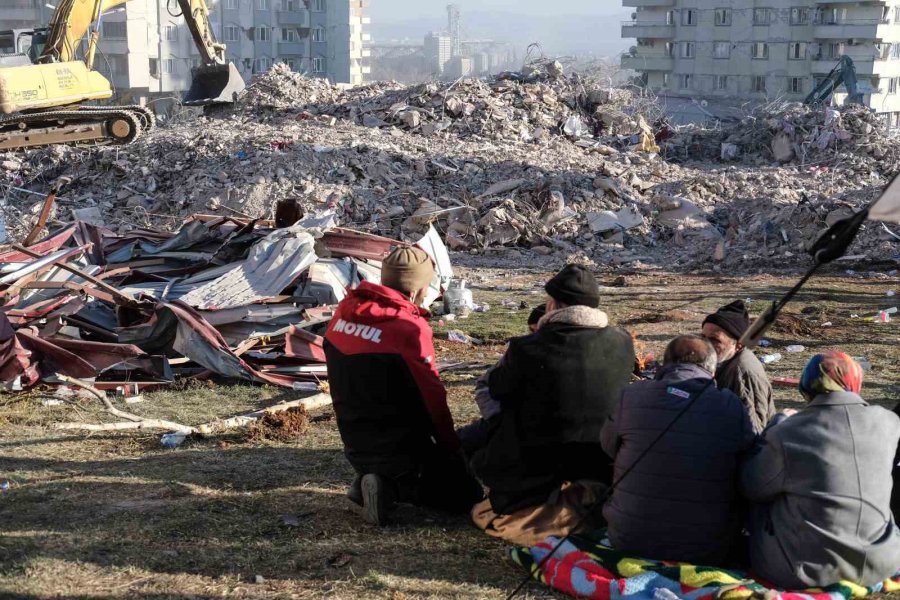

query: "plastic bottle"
xmin=785 ymin=345 xmax=806 ymax=353
xmin=760 ymin=353 xmax=783 ymax=365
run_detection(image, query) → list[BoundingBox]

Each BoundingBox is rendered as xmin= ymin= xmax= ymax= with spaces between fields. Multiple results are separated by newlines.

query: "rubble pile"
xmin=1 ymin=65 xmax=898 ymax=274
xmin=240 ymin=62 xmax=340 ymax=111
xmin=664 ymin=103 xmax=900 ymax=174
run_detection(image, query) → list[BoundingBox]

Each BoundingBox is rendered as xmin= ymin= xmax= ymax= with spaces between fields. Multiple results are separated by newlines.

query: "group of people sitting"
xmin=323 ymin=247 xmax=900 ymax=590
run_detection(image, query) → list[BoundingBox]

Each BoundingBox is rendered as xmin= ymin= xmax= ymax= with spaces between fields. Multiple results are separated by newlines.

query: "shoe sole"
xmin=361 ymin=475 xmax=386 ymax=526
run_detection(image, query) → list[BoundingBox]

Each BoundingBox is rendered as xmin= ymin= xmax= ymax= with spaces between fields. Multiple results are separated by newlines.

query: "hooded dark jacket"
xmin=471 ymin=305 xmax=634 ymax=514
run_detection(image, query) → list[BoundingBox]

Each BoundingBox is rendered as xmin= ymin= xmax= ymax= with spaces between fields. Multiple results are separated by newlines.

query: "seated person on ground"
xmin=324 ymin=246 xmax=482 ymax=526
xmin=702 ymin=300 xmax=776 ymax=434
xmin=470 ymin=265 xmax=634 ymax=545
xmin=456 ymin=304 xmax=546 ymax=456
xmin=601 ymin=335 xmax=755 ymax=565
xmin=742 ymin=352 xmax=900 ymax=589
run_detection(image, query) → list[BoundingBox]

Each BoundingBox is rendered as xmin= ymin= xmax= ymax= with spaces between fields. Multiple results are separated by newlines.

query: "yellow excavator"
xmin=0 ymin=0 xmax=245 ymax=151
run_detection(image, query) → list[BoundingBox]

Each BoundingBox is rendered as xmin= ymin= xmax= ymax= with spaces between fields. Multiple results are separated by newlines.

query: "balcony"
xmin=813 ymin=20 xmax=890 ymax=41
xmin=622 ymin=0 xmax=675 ymax=6
xmin=277 ymin=9 xmax=310 ymax=27
xmin=278 ymin=41 xmax=307 ymax=55
xmin=621 ymin=54 xmax=674 ymax=70
xmin=621 ymin=21 xmax=676 ymax=38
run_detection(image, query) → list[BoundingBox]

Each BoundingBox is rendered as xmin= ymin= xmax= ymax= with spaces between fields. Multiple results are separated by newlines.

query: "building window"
xmin=829 ymin=42 xmax=844 ymax=59
xmin=892 ymin=44 xmax=900 ymax=59
xmin=877 ymin=43 xmax=891 ymax=60
xmin=788 ymin=77 xmax=805 ymax=94
xmin=312 ymin=27 xmax=326 ymax=42
xmin=224 ymin=26 xmax=239 ymax=42
xmin=896 ymin=6 xmax=900 ymax=24
xmin=286 ymin=59 xmax=296 ymax=70
xmin=313 ymin=57 xmax=325 ymax=72
xmin=665 ymin=11 xmax=675 ymax=25
xmin=890 ymin=78 xmax=898 ymax=94
xmin=107 ymin=55 xmax=126 ymax=74
xmin=257 ymin=27 xmax=271 ymax=42
xmin=678 ymin=74 xmax=692 ymax=89
xmin=753 ymin=8 xmax=770 ymax=25
xmin=164 ymin=24 xmax=177 ymax=41
xmin=662 ymin=72 xmax=670 ymax=87
xmin=751 ymin=42 xmax=769 ymax=59
xmin=102 ymin=21 xmax=127 ymax=39
xmin=162 ymin=58 xmax=175 ymax=74
xmin=282 ymin=28 xmax=297 ymax=42
xmin=713 ymin=42 xmax=730 ymax=59
xmin=224 ymin=0 xmax=237 ymax=8
xmin=816 ymin=7 xmax=839 ymax=24
xmin=714 ymin=8 xmax=731 ymax=26
xmin=254 ymin=57 xmax=270 ymax=72
xmin=681 ymin=9 xmax=696 ymax=25
xmin=664 ymin=42 xmax=675 ymax=57
xmin=753 ymin=75 xmax=766 ymax=92
xmin=680 ymin=41 xmax=694 ymax=58
xmin=788 ymin=42 xmax=807 ymax=60
xmin=715 ymin=75 xmax=728 ymax=91
xmin=312 ymin=0 xmax=326 ymax=12
xmin=257 ymin=0 xmax=269 ymax=9
xmin=790 ymin=7 xmax=809 ymax=25
xmin=191 ymin=57 xmax=202 ymax=68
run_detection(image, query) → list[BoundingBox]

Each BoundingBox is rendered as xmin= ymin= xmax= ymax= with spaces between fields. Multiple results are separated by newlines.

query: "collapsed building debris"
xmin=0 ymin=213 xmax=452 ymax=394
xmin=1 ymin=64 xmax=898 ymax=282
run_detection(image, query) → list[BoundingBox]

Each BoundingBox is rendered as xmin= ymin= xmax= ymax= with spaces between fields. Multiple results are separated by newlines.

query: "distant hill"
xmin=369 ymin=9 xmax=631 ymax=59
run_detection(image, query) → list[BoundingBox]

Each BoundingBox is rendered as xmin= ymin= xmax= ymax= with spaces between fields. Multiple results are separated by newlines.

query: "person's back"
xmin=601 ymin=336 xmax=755 ymax=564
xmin=473 ymin=304 xmax=635 ymax=513
xmin=324 ymin=247 xmax=481 ymax=525
xmin=742 ymin=352 xmax=900 ymax=588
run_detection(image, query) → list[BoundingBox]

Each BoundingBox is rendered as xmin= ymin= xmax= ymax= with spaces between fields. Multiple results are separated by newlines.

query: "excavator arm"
xmin=804 ymin=55 xmax=864 ymax=106
xmin=38 ymin=0 xmax=243 ymax=105
xmin=40 ymin=0 xmax=130 ymax=65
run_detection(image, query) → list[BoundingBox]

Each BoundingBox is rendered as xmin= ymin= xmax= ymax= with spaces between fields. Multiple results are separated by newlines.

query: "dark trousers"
xmin=457 ymin=416 xmax=500 ymax=458
xmin=351 ymin=443 xmax=483 ymax=514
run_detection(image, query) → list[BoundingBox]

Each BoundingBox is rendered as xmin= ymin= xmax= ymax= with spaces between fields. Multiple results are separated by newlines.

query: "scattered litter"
xmin=160 ymin=431 xmax=188 ymax=449
xmin=758 ymin=339 xmax=772 ymax=347
xmin=785 ymin=345 xmax=806 ymax=353
xmin=447 ymin=330 xmax=474 ymax=345
xmin=40 ymin=399 xmax=64 ymax=407
xmin=0 ymin=480 xmax=9 ymax=493
xmin=760 ymin=354 xmax=783 ymax=365
xmin=854 ymin=357 xmax=873 ymax=371
xmin=444 ymin=280 xmax=475 ymax=316
xmin=888 ymin=291 xmax=897 ymax=297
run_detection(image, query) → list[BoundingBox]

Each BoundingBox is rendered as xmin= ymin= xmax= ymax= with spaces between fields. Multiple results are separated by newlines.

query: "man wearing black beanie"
xmin=702 ymin=300 xmax=775 ymax=434
xmin=470 ymin=264 xmax=635 ymax=545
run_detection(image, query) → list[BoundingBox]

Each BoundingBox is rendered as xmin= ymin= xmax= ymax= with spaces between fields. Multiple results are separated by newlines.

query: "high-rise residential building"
xmin=621 ymin=1 xmax=900 ymax=127
xmin=0 ymin=0 xmax=369 ymax=113
xmin=424 ymin=31 xmax=453 ymax=74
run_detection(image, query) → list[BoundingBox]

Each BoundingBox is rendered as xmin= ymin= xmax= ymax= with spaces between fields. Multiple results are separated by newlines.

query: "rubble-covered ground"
xmin=2 ymin=61 xmax=899 ymax=273
xmin=1 ymin=268 xmax=898 ymax=599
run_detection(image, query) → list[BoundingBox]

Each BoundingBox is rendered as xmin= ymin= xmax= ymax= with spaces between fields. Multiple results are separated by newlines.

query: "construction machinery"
xmin=0 ymin=0 xmax=245 ymax=151
xmin=805 ymin=55 xmax=865 ymax=106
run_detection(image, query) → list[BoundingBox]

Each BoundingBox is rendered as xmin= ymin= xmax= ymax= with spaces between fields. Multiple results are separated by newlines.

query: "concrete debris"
xmin=0 ymin=65 xmax=898 ymax=275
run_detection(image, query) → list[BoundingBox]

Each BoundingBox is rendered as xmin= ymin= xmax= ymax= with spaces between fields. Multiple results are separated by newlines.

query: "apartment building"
xmin=621 ymin=0 xmax=900 ymax=126
xmin=0 ymin=0 xmax=370 ymax=112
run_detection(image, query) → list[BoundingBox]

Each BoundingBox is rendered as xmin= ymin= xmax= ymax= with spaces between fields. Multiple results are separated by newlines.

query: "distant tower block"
xmin=447 ymin=4 xmax=461 ymax=57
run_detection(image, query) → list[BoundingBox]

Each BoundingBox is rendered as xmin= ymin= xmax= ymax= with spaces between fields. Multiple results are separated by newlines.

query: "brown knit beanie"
xmin=381 ymin=246 xmax=434 ymax=295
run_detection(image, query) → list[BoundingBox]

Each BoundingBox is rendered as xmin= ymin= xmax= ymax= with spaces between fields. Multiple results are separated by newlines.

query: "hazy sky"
xmin=370 ymin=0 xmax=609 ymax=21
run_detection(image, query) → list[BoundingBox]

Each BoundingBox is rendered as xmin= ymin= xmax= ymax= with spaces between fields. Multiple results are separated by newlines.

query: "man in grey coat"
xmin=742 ymin=352 xmax=900 ymax=589
xmin=601 ymin=335 xmax=756 ymax=564
xmin=702 ymin=300 xmax=776 ymax=433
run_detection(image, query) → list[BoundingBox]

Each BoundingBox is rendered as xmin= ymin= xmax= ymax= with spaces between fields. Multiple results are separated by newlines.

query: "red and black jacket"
xmin=324 ymin=282 xmax=459 ymax=478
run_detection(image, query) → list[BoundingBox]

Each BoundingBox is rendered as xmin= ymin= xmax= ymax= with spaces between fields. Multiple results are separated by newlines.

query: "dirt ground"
xmin=1 ymin=267 xmax=899 ymax=600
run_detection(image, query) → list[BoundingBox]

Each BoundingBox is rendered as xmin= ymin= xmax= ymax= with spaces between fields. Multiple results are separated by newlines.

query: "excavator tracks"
xmin=0 ymin=104 xmax=156 ymax=151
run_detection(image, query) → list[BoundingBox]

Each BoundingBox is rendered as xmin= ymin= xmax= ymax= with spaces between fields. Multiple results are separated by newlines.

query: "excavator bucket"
xmin=183 ymin=62 xmax=245 ymax=106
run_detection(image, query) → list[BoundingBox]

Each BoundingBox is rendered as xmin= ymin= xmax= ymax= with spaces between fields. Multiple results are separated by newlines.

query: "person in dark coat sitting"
xmin=601 ymin=335 xmax=756 ymax=564
xmin=470 ymin=265 xmax=634 ymax=545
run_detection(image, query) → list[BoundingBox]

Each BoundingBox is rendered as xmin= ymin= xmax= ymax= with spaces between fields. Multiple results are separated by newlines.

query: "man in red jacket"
xmin=324 ymin=246 xmax=482 ymax=525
